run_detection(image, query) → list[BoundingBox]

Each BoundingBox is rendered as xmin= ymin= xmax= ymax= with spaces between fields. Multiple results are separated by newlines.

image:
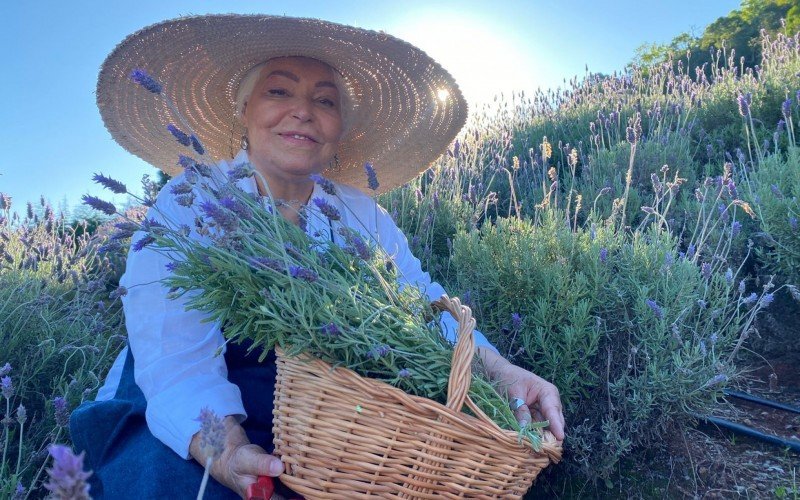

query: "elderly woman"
xmin=72 ymin=15 xmax=564 ymax=499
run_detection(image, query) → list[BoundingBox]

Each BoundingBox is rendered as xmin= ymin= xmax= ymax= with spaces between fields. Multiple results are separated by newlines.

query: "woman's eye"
xmin=266 ymin=88 xmax=287 ymax=96
xmin=318 ymin=98 xmax=336 ymax=107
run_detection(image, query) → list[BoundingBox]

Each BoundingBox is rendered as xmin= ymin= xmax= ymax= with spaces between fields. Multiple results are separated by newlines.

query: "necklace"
xmin=274 ymin=198 xmax=305 ymax=208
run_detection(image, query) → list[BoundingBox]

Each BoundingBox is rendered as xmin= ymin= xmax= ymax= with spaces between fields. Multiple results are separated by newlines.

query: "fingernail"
xmin=270 ymin=460 xmax=284 ymax=475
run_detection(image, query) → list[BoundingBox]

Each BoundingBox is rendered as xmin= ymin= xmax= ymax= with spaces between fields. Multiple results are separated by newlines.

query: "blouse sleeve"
xmin=119 ymin=178 xmax=247 ymax=459
xmin=372 ymin=203 xmax=498 ymax=353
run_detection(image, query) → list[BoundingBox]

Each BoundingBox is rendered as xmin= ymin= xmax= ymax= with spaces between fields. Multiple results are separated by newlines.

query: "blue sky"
xmin=0 ymin=0 xmax=741 ymax=216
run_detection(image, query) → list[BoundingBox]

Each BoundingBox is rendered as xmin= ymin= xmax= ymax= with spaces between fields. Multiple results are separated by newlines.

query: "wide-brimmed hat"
xmin=97 ymin=14 xmax=468 ymax=194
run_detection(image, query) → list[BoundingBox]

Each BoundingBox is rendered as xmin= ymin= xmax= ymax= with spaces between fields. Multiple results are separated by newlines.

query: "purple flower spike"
xmin=782 ymin=98 xmax=792 ymax=118
xmin=53 ymin=397 xmax=69 ymax=428
xmin=92 ymin=173 xmax=127 ymax=194
xmin=289 ymin=265 xmax=318 ymax=283
xmin=167 ymin=124 xmax=191 ymax=146
xmin=701 ymin=262 xmax=712 ymax=280
xmin=743 ymin=292 xmax=758 ymax=305
xmin=191 ymin=135 xmax=205 ymax=155
xmin=761 ymin=293 xmax=774 ymax=307
xmin=737 ymin=93 xmax=751 ymax=117
xmin=131 ymin=235 xmax=155 ymax=252
xmin=646 ymin=299 xmax=664 ymax=320
xmin=364 ymin=162 xmax=380 ymax=191
xmin=320 ymin=323 xmax=341 ymax=336
xmin=130 ymin=68 xmax=162 ymax=94
xmin=12 ymin=482 xmax=24 ymax=500
xmin=731 ymin=221 xmax=742 ymax=238
xmin=44 ymin=445 xmax=93 ymax=500
xmin=312 ymin=197 xmax=341 ymax=221
xmin=310 ymin=174 xmax=336 ymax=195
xmin=82 ymin=195 xmax=117 ymax=216
xmin=227 ymin=164 xmax=254 ymax=182
xmin=199 ymin=201 xmax=239 ymax=233
xmin=194 ymin=407 xmax=225 ymax=460
xmin=511 ymin=312 xmax=522 ymax=331
xmin=2 ymin=375 xmax=14 ymax=399
xmin=599 ymin=247 xmax=608 ymax=264
xmin=367 ymin=344 xmax=391 ymax=360
xmin=398 ymin=368 xmax=412 ymax=378
xmin=0 ymin=363 xmax=10 ymax=377
xmin=789 ymin=216 xmax=798 ymax=232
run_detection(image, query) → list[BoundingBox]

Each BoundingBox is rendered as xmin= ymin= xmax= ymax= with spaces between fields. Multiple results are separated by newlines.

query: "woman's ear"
xmin=238 ymin=101 xmax=249 ymax=125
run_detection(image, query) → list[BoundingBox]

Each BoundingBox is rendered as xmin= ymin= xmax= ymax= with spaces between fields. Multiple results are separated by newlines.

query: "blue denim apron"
xmin=70 ymin=342 xmax=288 ymax=499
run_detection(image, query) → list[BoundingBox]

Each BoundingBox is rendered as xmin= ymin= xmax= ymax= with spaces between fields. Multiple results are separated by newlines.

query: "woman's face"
xmin=241 ymin=57 xmax=344 ymax=184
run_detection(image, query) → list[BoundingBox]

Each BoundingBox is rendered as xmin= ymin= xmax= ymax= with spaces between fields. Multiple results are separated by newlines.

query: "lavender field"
xmin=2 ymin=25 xmax=800 ymax=500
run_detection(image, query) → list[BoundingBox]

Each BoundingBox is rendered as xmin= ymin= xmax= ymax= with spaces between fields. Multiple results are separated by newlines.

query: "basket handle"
xmin=431 ymin=295 xmax=476 ymax=412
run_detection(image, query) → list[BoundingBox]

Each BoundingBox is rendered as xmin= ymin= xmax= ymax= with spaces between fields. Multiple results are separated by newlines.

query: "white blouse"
xmin=97 ymin=150 xmax=496 ymax=459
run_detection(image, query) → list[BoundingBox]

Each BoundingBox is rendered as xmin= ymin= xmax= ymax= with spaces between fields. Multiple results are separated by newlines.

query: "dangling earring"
xmin=240 ymin=129 xmax=250 ymax=151
xmin=329 ymin=153 xmax=341 ymax=172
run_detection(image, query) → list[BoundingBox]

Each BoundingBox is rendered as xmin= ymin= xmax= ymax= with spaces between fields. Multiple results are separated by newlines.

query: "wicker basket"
xmin=272 ymin=295 xmax=562 ymax=499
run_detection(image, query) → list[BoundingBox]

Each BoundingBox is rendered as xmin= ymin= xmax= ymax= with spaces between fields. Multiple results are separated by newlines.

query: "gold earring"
xmin=240 ymin=130 xmax=250 ymax=151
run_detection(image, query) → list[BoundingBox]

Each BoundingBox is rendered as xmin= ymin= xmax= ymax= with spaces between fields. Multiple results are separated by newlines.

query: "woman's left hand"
xmin=477 ymin=347 xmax=565 ymax=442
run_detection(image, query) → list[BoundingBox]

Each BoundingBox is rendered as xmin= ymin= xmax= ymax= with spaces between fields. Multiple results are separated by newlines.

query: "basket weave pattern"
xmin=273 ymin=295 xmax=562 ymax=498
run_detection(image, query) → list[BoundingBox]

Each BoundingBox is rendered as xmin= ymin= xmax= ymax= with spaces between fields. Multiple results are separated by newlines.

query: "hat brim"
xmin=97 ymin=15 xmax=468 ymax=194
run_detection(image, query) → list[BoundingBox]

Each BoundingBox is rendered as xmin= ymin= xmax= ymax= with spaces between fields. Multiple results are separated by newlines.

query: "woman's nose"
xmin=291 ymin=98 xmax=313 ymax=121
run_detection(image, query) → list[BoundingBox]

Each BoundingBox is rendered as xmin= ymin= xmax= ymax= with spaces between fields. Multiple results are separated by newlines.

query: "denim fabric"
xmin=70 ymin=342 xmax=284 ymax=499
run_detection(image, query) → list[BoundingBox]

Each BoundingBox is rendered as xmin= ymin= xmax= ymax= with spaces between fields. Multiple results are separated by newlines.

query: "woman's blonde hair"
xmin=235 ymin=58 xmax=352 ymax=135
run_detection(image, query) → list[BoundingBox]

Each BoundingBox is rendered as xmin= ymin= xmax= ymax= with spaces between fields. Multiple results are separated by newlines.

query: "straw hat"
xmin=97 ymin=14 xmax=468 ymax=194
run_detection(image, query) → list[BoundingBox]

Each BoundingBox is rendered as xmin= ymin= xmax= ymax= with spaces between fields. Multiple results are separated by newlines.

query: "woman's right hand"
xmin=190 ymin=416 xmax=285 ymax=498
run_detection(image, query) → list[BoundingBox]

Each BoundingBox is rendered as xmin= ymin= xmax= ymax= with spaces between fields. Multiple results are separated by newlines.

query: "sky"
xmin=0 ymin=0 xmax=742 ymax=217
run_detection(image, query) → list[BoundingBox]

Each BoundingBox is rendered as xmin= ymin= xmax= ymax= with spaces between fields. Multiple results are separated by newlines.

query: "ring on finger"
xmin=509 ymin=397 xmax=526 ymax=411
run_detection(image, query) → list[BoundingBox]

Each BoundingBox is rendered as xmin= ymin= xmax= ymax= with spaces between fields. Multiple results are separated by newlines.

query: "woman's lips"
xmin=279 ymin=132 xmax=318 ymax=145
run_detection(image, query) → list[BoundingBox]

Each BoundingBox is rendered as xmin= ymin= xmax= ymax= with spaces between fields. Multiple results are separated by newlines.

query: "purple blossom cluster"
xmin=646 ymin=299 xmax=664 ymax=320
xmin=367 ymin=344 xmax=391 ymax=360
xmin=44 ymin=445 xmax=93 ymax=500
xmin=92 ymin=173 xmax=128 ymax=194
xmin=313 ymin=197 xmax=341 ymax=221
xmin=289 ymin=265 xmax=318 ymax=282
xmin=195 ymin=407 xmax=225 ymax=460
xmin=311 ymin=174 xmax=336 ymax=195
xmin=364 ymin=162 xmax=380 ymax=191
xmin=130 ymin=68 xmax=162 ymax=94
xmin=200 ymin=201 xmax=239 ymax=233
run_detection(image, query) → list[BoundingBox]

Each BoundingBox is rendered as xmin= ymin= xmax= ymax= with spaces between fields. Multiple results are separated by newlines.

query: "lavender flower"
xmin=771 ymin=184 xmax=783 ymax=198
xmin=195 ymin=407 xmax=225 ymax=460
xmin=12 ymin=482 xmax=24 ymax=500
xmin=703 ymin=374 xmax=728 ymax=389
xmin=82 ymin=195 xmax=117 ymax=216
xmin=109 ymin=286 xmax=128 ymax=299
xmin=43 ymin=445 xmax=92 ymax=500
xmin=178 ymin=155 xmax=196 ymax=169
xmin=289 ymin=265 xmax=318 ymax=283
xmin=736 ymin=92 xmax=751 ymax=117
xmin=320 ymin=323 xmax=341 ymax=337
xmin=511 ymin=312 xmax=522 ymax=331
xmin=731 ymin=221 xmax=742 ymax=238
xmin=725 ymin=268 xmax=734 ymax=285
xmin=0 ymin=363 xmax=10 ymax=377
xmin=646 ymin=299 xmax=664 ymax=320
xmin=218 ymin=196 xmax=253 ymax=220
xmin=167 ymin=124 xmax=191 ymax=146
xmin=16 ymin=404 xmax=27 ymax=425
xmin=738 ymin=279 xmax=746 ymax=294
xmin=367 ymin=344 xmax=390 ymax=360
xmin=599 ymin=247 xmax=608 ymax=264
xmin=130 ymin=68 xmax=162 ymax=94
xmin=0 ymin=193 xmax=10 ymax=210
xmin=312 ymin=197 xmax=341 ymax=221
xmin=53 ymin=396 xmax=69 ymax=428
xmin=789 ymin=216 xmax=798 ymax=232
xmin=687 ymin=244 xmax=696 ymax=259
xmin=761 ymin=293 xmax=774 ymax=307
xmin=398 ymin=368 xmax=412 ymax=378
xmin=701 ymin=262 xmax=712 ymax=280
xmin=364 ymin=162 xmax=379 ymax=191
xmin=131 ymin=235 xmax=155 ymax=252
xmin=743 ymin=292 xmax=758 ymax=305
xmin=227 ymin=164 xmax=254 ymax=182
xmin=1 ymin=375 xmax=13 ymax=399
xmin=310 ymin=174 xmax=336 ymax=195
xmin=176 ymin=193 xmax=195 ymax=207
xmin=199 ymin=201 xmax=239 ymax=233
xmin=782 ymin=98 xmax=792 ymax=118
xmin=191 ymin=135 xmax=205 ymax=155
xmin=170 ymin=182 xmax=194 ymax=196
xmin=92 ymin=173 xmax=127 ymax=194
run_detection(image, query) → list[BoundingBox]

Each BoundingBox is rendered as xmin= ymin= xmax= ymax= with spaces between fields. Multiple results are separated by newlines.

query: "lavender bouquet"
xmin=87 ymin=70 xmax=546 ymax=450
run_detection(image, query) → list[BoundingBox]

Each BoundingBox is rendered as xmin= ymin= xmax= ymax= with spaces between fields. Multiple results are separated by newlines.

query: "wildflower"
xmin=687 ymin=244 xmax=696 ymax=259
xmin=511 ymin=312 xmax=522 ymax=331
xmin=650 ymin=173 xmax=663 ymax=194
xmin=364 ymin=162 xmax=379 ymax=191
xmin=218 ymin=196 xmax=253 ymax=220
xmin=725 ymin=268 xmax=733 ymax=285
xmin=178 ymin=155 xmax=196 ymax=169
xmin=701 ymin=262 xmax=712 ymax=280
xmin=736 ymin=92 xmax=751 ymax=117
xmin=175 ymin=193 xmax=196 ymax=207
xmin=16 ymin=404 xmax=27 ymax=425
xmin=782 ymin=98 xmax=792 ymax=118
xmin=109 ymin=286 xmax=128 ymax=299
xmin=191 ymin=135 xmax=205 ymax=155
xmin=131 ymin=235 xmax=155 ymax=252
xmin=743 ymin=292 xmax=758 ymax=305
xmin=1 ymin=376 xmax=13 ymax=399
xmin=289 ymin=265 xmax=318 ymax=282
xmin=790 ymin=216 xmax=798 ymax=232
xmin=12 ymin=482 xmax=24 ymax=500
xmin=599 ymin=247 xmax=608 ymax=264
xmin=92 ymin=173 xmax=127 ymax=194
xmin=726 ymin=179 xmax=737 ymax=199
xmin=664 ymin=252 xmax=674 ymax=267
xmin=44 ymin=445 xmax=92 ymax=499
xmin=320 ymin=323 xmax=341 ymax=336
xmin=195 ymin=408 xmax=225 ymax=460
xmin=700 ymin=341 xmax=707 ymax=356
xmin=0 ymin=363 xmax=10 ymax=377
xmin=310 ymin=174 xmax=336 ymax=195
xmin=53 ymin=397 xmax=69 ymax=428
xmin=398 ymin=368 xmax=412 ymax=378
xmin=0 ymin=193 xmax=10 ymax=210
xmin=738 ymin=279 xmax=746 ymax=294
xmin=170 ymin=182 xmax=194 ymax=196
xmin=312 ymin=197 xmax=341 ymax=221
xmin=646 ymin=299 xmax=664 ymax=320
xmin=199 ymin=201 xmax=239 ymax=233
xmin=367 ymin=344 xmax=391 ymax=360
xmin=82 ymin=195 xmax=117 ymax=216
xmin=697 ymin=299 xmax=707 ymax=309
xmin=167 ymin=124 xmax=191 ymax=146
xmin=731 ymin=221 xmax=742 ymax=238
xmin=130 ymin=68 xmax=162 ymax=94
xmin=761 ymin=293 xmax=774 ymax=307
xmin=227 ymin=164 xmax=254 ymax=182
xmin=771 ymin=184 xmax=783 ymax=198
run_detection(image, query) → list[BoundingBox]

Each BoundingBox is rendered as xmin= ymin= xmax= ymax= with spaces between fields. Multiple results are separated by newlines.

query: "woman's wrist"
xmin=189 ymin=415 xmax=249 ymax=490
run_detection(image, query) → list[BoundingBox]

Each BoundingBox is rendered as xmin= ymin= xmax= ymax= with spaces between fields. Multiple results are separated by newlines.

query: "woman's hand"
xmin=190 ymin=416 xmax=285 ymax=498
xmin=477 ymin=347 xmax=565 ymax=441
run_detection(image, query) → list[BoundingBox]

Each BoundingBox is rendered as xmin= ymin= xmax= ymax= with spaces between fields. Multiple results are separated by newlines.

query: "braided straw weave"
xmin=273 ymin=295 xmax=562 ymax=499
